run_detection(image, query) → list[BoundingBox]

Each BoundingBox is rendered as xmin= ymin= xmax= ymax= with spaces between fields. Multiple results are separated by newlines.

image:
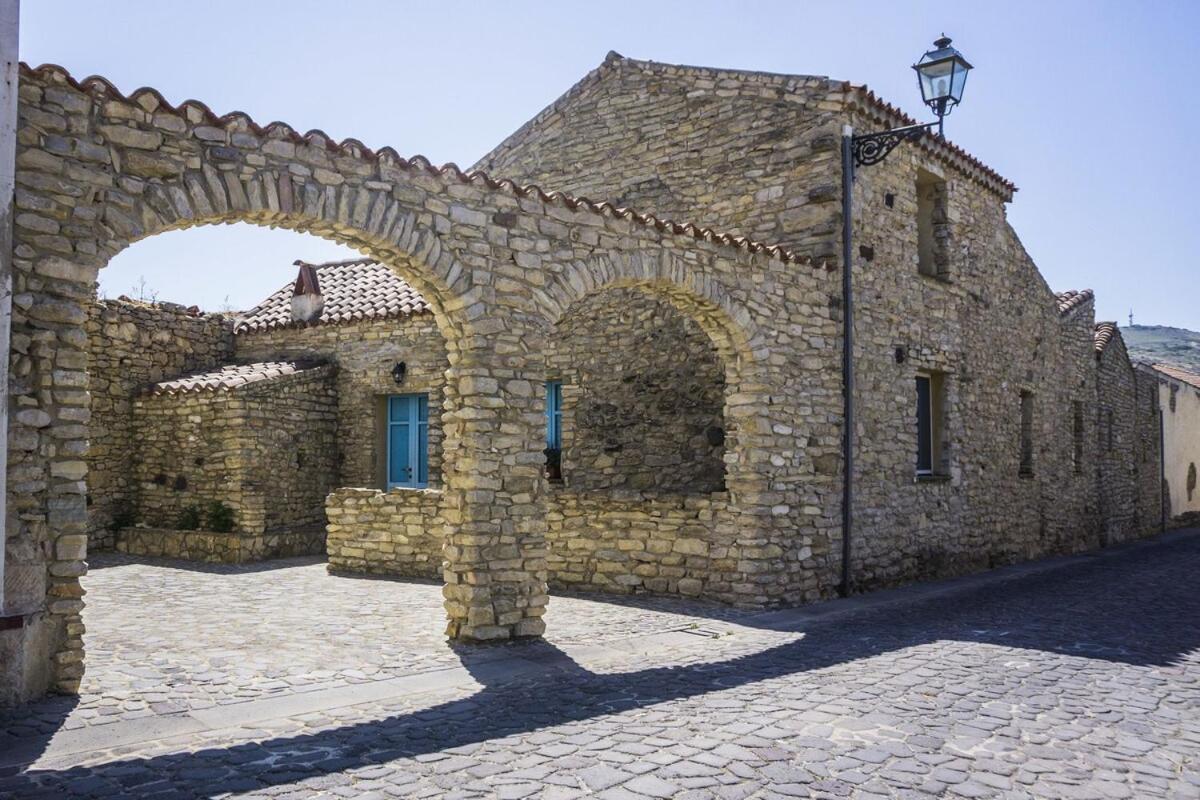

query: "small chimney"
xmin=290 ymin=261 xmax=324 ymax=324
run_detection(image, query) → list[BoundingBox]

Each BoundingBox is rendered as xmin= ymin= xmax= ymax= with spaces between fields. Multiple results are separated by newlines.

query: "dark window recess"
xmin=1072 ymin=401 xmax=1084 ymax=473
xmin=916 ymin=376 xmax=933 ymax=474
xmin=916 ymin=171 xmax=950 ymax=279
xmin=1019 ymin=391 xmax=1035 ymax=475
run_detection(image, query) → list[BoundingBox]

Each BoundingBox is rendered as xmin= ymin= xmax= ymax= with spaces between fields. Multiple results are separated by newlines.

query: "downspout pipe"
xmin=839 ymin=125 xmax=855 ymax=597
xmin=0 ymin=0 xmax=19 ymax=616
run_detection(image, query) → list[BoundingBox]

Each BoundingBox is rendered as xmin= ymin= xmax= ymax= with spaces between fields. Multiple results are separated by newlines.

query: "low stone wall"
xmin=325 ymin=487 xmax=445 ymax=579
xmin=116 ymin=526 xmax=324 ymax=564
xmin=324 ymin=486 xmax=736 ymax=601
xmin=545 ymin=491 xmax=729 ymax=597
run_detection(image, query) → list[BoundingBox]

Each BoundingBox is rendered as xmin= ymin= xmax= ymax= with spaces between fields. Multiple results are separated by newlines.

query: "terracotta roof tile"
xmin=1055 ymin=289 xmax=1094 ymax=317
xmin=21 ymin=63 xmax=815 ymax=270
xmin=1151 ymin=363 xmax=1200 ymax=391
xmin=142 ymin=361 xmax=326 ymax=396
xmin=1094 ymin=322 xmax=1118 ymax=354
xmin=235 ymin=259 xmax=431 ymax=333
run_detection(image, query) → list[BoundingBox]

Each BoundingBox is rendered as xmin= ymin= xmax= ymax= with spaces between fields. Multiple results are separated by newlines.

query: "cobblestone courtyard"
xmin=2 ymin=531 xmax=1199 ymax=799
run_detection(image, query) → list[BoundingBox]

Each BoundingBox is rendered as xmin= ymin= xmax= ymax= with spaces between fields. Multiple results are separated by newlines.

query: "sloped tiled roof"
xmin=1055 ymin=289 xmax=1094 ymax=317
xmin=1094 ymin=322 xmax=1118 ymax=354
xmin=142 ymin=361 xmax=326 ymax=396
xmin=235 ymin=259 xmax=431 ymax=333
xmin=1152 ymin=363 xmax=1200 ymax=391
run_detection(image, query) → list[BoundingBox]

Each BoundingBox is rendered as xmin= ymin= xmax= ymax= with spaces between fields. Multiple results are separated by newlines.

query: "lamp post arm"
xmin=851 ymin=121 xmax=942 ymax=169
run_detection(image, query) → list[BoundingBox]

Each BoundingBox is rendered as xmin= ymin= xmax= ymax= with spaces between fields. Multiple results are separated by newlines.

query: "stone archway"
xmin=8 ymin=64 xmax=555 ymax=697
xmin=5 ymin=63 xmax=833 ymax=703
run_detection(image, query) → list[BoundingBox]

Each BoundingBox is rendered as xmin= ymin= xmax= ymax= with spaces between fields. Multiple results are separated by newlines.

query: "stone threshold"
xmin=4 ymin=527 xmax=1194 ymax=772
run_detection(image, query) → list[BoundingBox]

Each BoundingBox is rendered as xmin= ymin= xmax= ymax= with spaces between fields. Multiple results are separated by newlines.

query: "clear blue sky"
xmin=20 ymin=0 xmax=1200 ymax=328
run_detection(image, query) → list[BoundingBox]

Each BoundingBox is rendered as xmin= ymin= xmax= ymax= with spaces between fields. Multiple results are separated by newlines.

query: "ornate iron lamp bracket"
xmin=851 ymin=122 xmax=940 ymax=169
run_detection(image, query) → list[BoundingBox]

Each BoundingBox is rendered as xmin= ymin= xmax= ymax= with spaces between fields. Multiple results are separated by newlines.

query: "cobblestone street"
xmin=2 ymin=531 xmax=1199 ymax=799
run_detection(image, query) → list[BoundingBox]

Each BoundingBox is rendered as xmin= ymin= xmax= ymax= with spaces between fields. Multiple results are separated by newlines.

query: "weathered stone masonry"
xmin=85 ymin=298 xmax=234 ymax=549
xmin=476 ymin=53 xmax=1161 ymax=590
xmin=3 ymin=62 xmax=822 ymax=702
xmin=1 ymin=52 xmax=1163 ymax=704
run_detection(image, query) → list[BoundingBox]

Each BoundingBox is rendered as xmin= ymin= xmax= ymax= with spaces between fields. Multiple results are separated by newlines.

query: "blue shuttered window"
xmin=545 ymin=381 xmax=562 ymax=449
xmin=387 ymin=394 xmax=428 ymax=489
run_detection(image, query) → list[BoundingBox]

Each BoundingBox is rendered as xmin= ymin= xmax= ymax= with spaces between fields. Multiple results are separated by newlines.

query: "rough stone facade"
xmin=476 ymin=53 xmax=1161 ymax=591
xmin=85 ymin=298 xmax=234 ymax=549
xmin=1094 ymin=325 xmax=1148 ymax=544
xmin=236 ymin=315 xmax=448 ymax=491
xmin=131 ymin=363 xmax=337 ymax=537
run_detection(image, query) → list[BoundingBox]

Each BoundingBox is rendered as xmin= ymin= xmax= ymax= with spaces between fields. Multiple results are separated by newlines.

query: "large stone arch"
xmin=5 ymin=63 xmax=834 ymax=702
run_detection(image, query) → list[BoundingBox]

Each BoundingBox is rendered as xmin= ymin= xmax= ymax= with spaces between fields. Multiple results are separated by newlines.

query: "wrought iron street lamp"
xmin=838 ymin=36 xmax=972 ymax=597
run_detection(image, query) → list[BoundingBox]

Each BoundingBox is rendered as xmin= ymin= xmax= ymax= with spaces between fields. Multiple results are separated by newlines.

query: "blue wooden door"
xmin=387 ymin=394 xmax=429 ymax=489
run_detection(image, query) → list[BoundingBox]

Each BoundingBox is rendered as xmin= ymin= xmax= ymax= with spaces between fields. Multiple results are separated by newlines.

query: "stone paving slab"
xmin=2 ymin=530 xmax=1199 ymax=798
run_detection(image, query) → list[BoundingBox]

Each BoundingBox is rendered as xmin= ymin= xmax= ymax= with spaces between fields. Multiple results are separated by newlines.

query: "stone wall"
xmin=546 ymin=287 xmax=725 ymax=494
xmin=132 ymin=366 xmax=338 ymax=536
xmin=85 ymin=298 xmax=234 ymax=548
xmin=116 ymin=526 xmax=324 ymax=564
xmin=477 ymin=54 xmax=848 ymax=265
xmin=325 ymin=487 xmax=444 ymax=578
xmin=545 ymin=491 xmax=731 ymax=597
xmin=1135 ymin=369 xmax=1165 ymax=533
xmin=1096 ymin=329 xmax=1144 ymax=544
xmin=234 ymin=315 xmax=448 ymax=490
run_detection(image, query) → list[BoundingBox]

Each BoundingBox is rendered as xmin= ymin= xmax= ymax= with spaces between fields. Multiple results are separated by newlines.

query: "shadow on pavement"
xmin=2 ymin=531 xmax=1198 ymax=798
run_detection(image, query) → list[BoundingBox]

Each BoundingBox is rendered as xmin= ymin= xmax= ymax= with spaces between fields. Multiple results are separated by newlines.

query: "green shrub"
xmin=111 ymin=504 xmax=137 ymax=531
xmin=176 ymin=504 xmax=202 ymax=531
xmin=204 ymin=501 xmax=236 ymax=533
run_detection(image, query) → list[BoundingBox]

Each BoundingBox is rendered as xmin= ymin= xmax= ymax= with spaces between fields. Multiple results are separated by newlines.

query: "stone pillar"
xmin=440 ymin=351 xmax=549 ymax=641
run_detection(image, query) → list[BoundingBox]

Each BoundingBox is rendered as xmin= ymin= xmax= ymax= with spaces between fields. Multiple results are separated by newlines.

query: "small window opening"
xmin=1072 ymin=401 xmax=1084 ymax=473
xmin=1105 ymin=409 xmax=1115 ymax=452
xmin=916 ymin=373 xmax=946 ymax=476
xmin=545 ymin=380 xmax=563 ymax=482
xmin=916 ymin=170 xmax=949 ymax=280
xmin=1019 ymin=391 xmax=1035 ymax=476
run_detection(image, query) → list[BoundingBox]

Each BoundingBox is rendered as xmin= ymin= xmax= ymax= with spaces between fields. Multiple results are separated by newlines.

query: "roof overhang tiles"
xmin=20 ymin=62 xmax=817 ymax=271
xmin=141 ymin=361 xmax=328 ymax=396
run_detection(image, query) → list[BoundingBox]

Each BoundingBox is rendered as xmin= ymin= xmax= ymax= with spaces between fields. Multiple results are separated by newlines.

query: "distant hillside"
xmin=1122 ymin=325 xmax=1200 ymax=373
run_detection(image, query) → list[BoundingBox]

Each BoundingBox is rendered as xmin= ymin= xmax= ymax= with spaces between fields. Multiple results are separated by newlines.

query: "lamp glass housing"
xmin=913 ymin=37 xmax=972 ymax=114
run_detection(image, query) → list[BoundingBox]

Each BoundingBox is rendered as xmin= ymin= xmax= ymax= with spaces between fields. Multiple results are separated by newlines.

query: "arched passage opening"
xmin=539 ymin=279 xmax=766 ymax=600
xmin=71 ymin=219 xmax=467 ymax=709
xmin=546 ymin=286 xmax=727 ymax=495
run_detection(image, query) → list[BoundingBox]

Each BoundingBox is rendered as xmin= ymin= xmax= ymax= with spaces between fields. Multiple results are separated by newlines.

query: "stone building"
xmin=82 ymin=259 xmax=445 ymax=561
xmin=1141 ymin=363 xmax=1200 ymax=521
xmin=0 ymin=53 xmax=1164 ymax=703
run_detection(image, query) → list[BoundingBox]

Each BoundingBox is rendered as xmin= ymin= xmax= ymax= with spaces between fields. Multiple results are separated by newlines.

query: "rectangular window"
xmin=545 ymin=381 xmax=562 ymax=449
xmin=916 ymin=171 xmax=948 ymax=279
xmin=387 ymin=393 xmax=428 ymax=489
xmin=1019 ymin=391 xmax=1035 ymax=476
xmin=915 ymin=373 xmax=945 ymax=476
xmin=1072 ymin=401 xmax=1084 ymax=473
xmin=1106 ymin=409 xmax=1115 ymax=452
